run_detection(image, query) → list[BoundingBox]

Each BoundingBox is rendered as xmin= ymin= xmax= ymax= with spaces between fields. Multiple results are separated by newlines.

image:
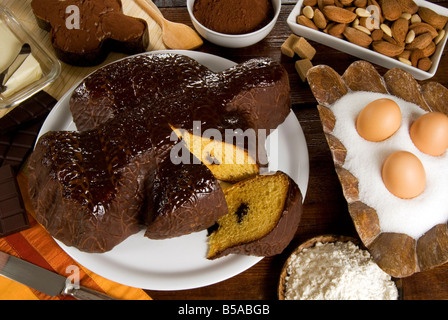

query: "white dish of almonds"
xmin=287 ymin=0 xmax=448 ymax=80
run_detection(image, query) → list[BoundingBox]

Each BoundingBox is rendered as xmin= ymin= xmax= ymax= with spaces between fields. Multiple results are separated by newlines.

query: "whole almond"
xmin=343 ymin=26 xmax=373 ymax=47
xmin=354 ymin=0 xmax=368 ymax=7
xmin=297 ymin=15 xmax=320 ymax=30
xmin=340 ymin=0 xmax=354 ymax=5
xmin=323 ymin=6 xmax=357 ymax=23
xmin=368 ymin=0 xmax=382 ymax=8
xmin=406 ymin=32 xmax=433 ymax=50
xmin=314 ymin=8 xmax=328 ymax=29
xmin=418 ymin=7 xmax=448 ymax=30
xmin=396 ymin=0 xmax=418 ymax=14
xmin=409 ymin=22 xmax=439 ymax=38
xmin=318 ymin=0 xmax=335 ymax=11
xmin=303 ymin=0 xmax=318 ymax=6
xmin=398 ymin=49 xmax=411 ymax=59
xmin=391 ymin=18 xmax=409 ymax=43
xmin=334 ymin=0 xmax=345 ymax=8
xmin=372 ymin=40 xmax=405 ymax=56
xmin=422 ymin=41 xmax=436 ymax=56
xmin=382 ymin=32 xmax=400 ymax=45
xmin=410 ymin=48 xmax=425 ymax=66
xmin=418 ymin=57 xmax=432 ymax=71
xmin=328 ymin=23 xmax=347 ymax=37
xmin=380 ymin=0 xmax=402 ymax=21
xmin=371 ymin=28 xmax=384 ymax=40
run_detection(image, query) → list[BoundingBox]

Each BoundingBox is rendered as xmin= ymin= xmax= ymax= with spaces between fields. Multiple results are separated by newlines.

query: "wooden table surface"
xmin=143 ymin=0 xmax=448 ymax=300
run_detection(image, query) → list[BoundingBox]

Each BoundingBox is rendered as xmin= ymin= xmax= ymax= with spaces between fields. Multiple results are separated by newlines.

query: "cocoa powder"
xmin=193 ymin=0 xmax=274 ymax=34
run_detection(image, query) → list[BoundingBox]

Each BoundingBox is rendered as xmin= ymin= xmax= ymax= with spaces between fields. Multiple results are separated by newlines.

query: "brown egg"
xmin=356 ymin=98 xmax=402 ymax=142
xmin=410 ymin=112 xmax=448 ymax=156
xmin=382 ymin=151 xmax=426 ymax=199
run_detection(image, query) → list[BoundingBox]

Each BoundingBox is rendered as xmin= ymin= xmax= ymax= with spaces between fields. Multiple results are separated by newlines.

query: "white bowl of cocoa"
xmin=187 ymin=0 xmax=281 ymax=48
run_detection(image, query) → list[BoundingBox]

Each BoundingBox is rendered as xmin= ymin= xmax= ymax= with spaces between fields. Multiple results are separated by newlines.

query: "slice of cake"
xmin=207 ymin=171 xmax=303 ymax=259
xmin=144 ymin=155 xmax=227 ymax=239
xmin=170 ymin=126 xmax=260 ymax=183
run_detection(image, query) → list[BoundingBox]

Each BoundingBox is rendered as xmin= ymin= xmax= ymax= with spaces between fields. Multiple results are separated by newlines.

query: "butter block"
xmin=2 ymin=54 xmax=42 ymax=98
xmin=0 ymin=20 xmax=22 ymax=73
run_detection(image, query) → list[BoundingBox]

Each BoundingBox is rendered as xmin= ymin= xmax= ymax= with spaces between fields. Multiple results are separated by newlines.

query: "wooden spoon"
xmin=134 ymin=0 xmax=203 ymax=50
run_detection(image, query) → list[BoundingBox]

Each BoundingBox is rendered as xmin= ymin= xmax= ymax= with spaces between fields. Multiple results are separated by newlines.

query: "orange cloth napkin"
xmin=0 ymin=172 xmax=152 ymax=300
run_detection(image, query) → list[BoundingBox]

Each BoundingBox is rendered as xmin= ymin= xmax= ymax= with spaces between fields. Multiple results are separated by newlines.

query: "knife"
xmin=0 ymin=250 xmax=117 ymax=300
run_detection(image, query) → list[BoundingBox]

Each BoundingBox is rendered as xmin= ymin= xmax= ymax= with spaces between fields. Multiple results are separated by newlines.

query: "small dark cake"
xmin=31 ymin=0 xmax=149 ymax=66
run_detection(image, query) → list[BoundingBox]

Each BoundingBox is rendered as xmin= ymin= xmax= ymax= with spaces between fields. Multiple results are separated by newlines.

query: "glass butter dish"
xmin=0 ymin=6 xmax=60 ymax=112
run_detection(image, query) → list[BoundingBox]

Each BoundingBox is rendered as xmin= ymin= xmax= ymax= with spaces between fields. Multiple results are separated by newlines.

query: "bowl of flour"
xmin=278 ymin=235 xmax=399 ymax=300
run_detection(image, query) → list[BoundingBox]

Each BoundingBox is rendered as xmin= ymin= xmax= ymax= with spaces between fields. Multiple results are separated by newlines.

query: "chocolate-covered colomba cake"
xmin=27 ymin=53 xmax=291 ymax=253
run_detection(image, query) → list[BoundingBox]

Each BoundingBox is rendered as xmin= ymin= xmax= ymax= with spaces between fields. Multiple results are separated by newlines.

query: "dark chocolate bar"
xmin=0 ymin=164 xmax=29 ymax=237
xmin=0 ymin=121 xmax=46 ymax=169
xmin=0 ymin=91 xmax=57 ymax=236
xmin=0 ymin=91 xmax=57 ymax=169
xmin=0 ymin=90 xmax=56 ymax=135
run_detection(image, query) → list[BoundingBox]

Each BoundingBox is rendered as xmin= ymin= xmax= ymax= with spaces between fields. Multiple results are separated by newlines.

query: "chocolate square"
xmin=0 ymin=165 xmax=30 ymax=237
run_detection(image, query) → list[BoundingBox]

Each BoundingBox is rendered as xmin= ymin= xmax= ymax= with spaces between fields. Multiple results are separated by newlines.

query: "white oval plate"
xmin=37 ymin=50 xmax=309 ymax=291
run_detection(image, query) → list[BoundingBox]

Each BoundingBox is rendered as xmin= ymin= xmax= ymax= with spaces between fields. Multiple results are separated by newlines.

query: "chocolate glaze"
xmin=28 ymin=113 xmax=158 ymax=252
xmin=145 ymin=155 xmax=226 ymax=239
xmin=31 ymin=0 xmax=149 ymax=66
xmin=27 ymin=53 xmax=291 ymax=253
xmin=70 ymin=54 xmax=290 ymax=132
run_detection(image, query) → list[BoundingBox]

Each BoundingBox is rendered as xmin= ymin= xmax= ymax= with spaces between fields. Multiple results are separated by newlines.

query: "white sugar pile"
xmin=284 ymin=241 xmax=398 ymax=300
xmin=330 ymin=91 xmax=448 ymax=239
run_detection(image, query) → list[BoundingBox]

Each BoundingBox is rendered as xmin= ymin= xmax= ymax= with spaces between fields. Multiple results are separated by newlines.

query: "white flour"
xmin=284 ymin=241 xmax=398 ymax=300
